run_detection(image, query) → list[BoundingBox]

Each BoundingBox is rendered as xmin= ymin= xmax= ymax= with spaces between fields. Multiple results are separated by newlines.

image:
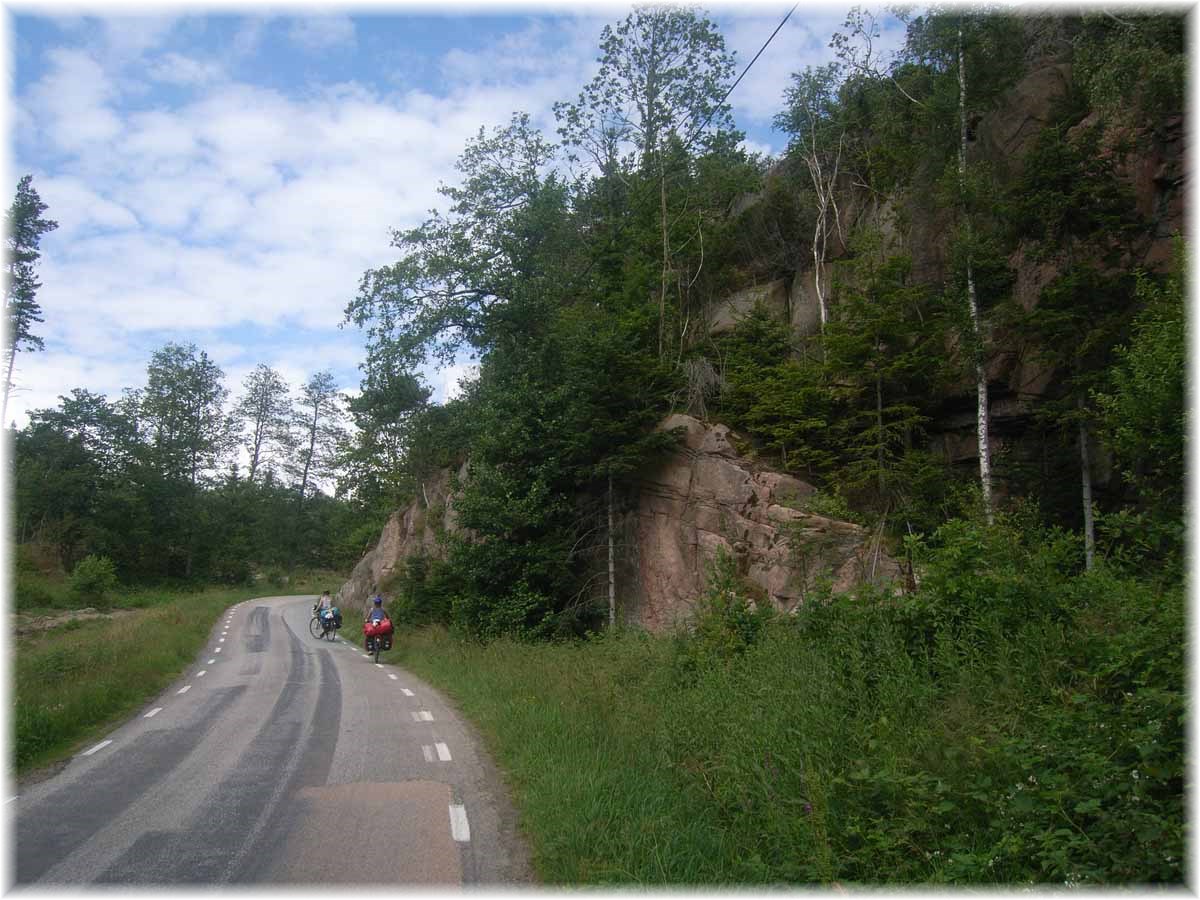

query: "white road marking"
xmin=436 ymin=742 xmax=452 ymax=761
xmin=4 ymin=796 xmax=17 ymax=805
xmin=177 ymin=685 xmax=191 ymax=695
xmin=144 ymin=708 xmax=163 ymax=719
xmin=449 ymin=805 xmax=471 ymax=842
xmin=422 ymin=745 xmax=434 ymax=762
xmin=215 ymin=647 xmax=222 ymax=653
xmin=219 ymin=637 xmax=225 ymax=643
xmin=361 ymin=654 xmax=370 ymax=659
xmin=197 ymin=670 xmax=207 ymax=677
xmin=388 ymin=674 xmax=398 ymax=681
xmin=401 ymin=688 xmax=414 ymax=697
xmin=82 ymin=740 xmax=112 ymax=756
xmin=375 ymin=663 xmax=383 ymax=669
xmin=207 ymin=659 xmax=216 ymax=665
xmin=412 ymin=711 xmax=434 ymax=722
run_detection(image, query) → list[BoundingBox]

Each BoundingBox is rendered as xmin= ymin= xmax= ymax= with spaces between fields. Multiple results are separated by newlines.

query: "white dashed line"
xmin=215 ymin=647 xmax=222 ymax=653
xmin=177 ymin=685 xmax=192 ymax=695
xmin=197 ymin=670 xmax=207 ymax=677
xmin=207 ymin=659 xmax=216 ymax=665
xmin=219 ymin=638 xmax=225 ymax=643
xmin=388 ymin=674 xmax=398 ymax=681
xmin=375 ymin=663 xmax=383 ymax=669
xmin=401 ymin=689 xmax=414 ymax=697
xmin=412 ymin=711 xmax=434 ymax=722
xmin=144 ymin=708 xmax=163 ymax=719
xmin=82 ymin=740 xmax=113 ymax=757
xmin=422 ymin=745 xmax=434 ymax=762
xmin=449 ymin=805 xmax=471 ymax=842
xmin=435 ymin=742 xmax=452 ymax=761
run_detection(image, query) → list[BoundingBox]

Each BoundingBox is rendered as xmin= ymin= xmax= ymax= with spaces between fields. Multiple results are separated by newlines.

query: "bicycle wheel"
xmin=374 ymin=640 xmax=381 ymax=664
xmin=308 ymin=616 xmax=322 ymax=639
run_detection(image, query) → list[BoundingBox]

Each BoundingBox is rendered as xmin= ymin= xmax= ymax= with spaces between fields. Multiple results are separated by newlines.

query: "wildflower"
xmin=1027 ymin=774 xmax=1037 ymax=785
xmin=1132 ymin=769 xmax=1141 ymax=781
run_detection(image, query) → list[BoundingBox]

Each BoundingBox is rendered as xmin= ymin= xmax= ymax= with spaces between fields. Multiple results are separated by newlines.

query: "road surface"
xmin=12 ymin=595 xmax=534 ymax=886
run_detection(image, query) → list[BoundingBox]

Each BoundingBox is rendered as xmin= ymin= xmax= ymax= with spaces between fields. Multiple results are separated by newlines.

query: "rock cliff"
xmin=621 ymin=415 xmax=900 ymax=632
xmin=335 ymin=463 xmax=462 ymax=617
xmin=338 ymin=416 xmax=899 ymax=633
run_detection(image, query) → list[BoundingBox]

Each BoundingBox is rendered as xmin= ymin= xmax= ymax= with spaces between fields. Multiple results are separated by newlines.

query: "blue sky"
xmin=4 ymin=2 xmax=906 ymax=433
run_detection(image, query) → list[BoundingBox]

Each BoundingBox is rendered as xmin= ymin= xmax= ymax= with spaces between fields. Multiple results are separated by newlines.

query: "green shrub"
xmin=14 ymin=572 xmax=63 ymax=611
xmin=672 ymin=548 xmax=774 ymax=686
xmin=68 ymin=555 xmax=119 ymax=608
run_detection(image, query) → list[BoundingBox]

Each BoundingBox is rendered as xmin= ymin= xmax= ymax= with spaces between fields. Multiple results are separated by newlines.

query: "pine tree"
xmin=4 ymin=175 xmax=58 ymax=424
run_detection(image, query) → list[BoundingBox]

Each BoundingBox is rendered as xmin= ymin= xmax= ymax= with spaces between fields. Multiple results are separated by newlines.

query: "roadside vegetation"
xmin=385 ymin=510 xmax=1183 ymax=885
xmin=13 ymin=568 xmax=337 ymax=774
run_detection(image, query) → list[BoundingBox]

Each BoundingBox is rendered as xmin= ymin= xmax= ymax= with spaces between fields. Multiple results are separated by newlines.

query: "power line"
xmin=682 ymin=2 xmax=801 ymax=152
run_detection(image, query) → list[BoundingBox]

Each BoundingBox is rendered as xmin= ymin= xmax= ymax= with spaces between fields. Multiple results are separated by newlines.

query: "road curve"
xmin=12 ymin=595 xmax=534 ymax=886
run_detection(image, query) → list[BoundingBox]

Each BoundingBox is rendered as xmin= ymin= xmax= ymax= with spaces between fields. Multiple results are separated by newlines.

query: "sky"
xmin=2 ymin=0 xmax=908 ymax=432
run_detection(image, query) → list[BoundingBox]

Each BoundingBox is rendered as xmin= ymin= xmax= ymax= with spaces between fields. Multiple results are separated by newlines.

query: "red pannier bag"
xmin=363 ymin=616 xmax=394 ymax=638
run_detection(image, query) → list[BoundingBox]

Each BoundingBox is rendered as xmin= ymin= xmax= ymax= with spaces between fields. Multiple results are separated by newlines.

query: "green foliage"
xmin=1071 ymin=12 xmax=1186 ymax=126
xmin=387 ymin=508 xmax=1184 ymax=886
xmin=672 ymin=548 xmax=773 ymax=686
xmin=1093 ymin=259 xmax=1185 ymax=513
xmin=713 ymin=307 xmax=836 ymax=476
xmin=68 ymin=554 xmax=119 ymax=607
xmin=4 ymin=174 xmax=58 ymax=366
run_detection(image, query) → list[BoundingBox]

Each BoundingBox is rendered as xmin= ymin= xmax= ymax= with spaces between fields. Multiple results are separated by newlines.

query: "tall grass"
xmin=385 ymin=515 xmax=1184 ymax=886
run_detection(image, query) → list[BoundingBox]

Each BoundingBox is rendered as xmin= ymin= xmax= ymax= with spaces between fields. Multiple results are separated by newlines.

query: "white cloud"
xmin=17 ymin=7 xmax=867 ymax=432
xmin=146 ymin=51 xmax=225 ymax=87
xmin=25 ymin=48 xmax=122 ymax=153
xmin=36 ymin=175 xmax=139 ymax=237
xmin=288 ymin=14 xmax=356 ymax=51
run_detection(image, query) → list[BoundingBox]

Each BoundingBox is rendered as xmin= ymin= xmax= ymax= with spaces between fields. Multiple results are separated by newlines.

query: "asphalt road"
xmin=12 ymin=595 xmax=535 ymax=887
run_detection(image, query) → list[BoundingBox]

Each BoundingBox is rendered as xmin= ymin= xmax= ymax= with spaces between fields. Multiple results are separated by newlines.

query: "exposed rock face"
xmin=622 ymin=414 xmax=901 ymax=633
xmin=707 ymin=278 xmax=789 ymax=335
xmin=335 ymin=464 xmax=462 ymax=617
xmin=337 ymin=418 xmax=898 ymax=634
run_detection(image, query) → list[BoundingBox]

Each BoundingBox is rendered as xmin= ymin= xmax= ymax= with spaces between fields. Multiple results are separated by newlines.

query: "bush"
xmin=15 ymin=572 xmax=62 ymax=611
xmin=672 ymin=548 xmax=774 ymax=686
xmin=68 ymin=555 xmax=119 ymax=608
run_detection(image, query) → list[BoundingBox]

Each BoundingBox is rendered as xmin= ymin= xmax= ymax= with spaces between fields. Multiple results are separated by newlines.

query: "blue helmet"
xmin=373 ymin=596 xmax=383 ymax=606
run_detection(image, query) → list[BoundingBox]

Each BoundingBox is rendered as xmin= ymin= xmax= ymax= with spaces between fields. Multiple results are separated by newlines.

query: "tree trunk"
xmin=958 ymin=18 xmax=993 ymax=524
xmin=658 ymin=153 xmax=670 ymax=360
xmin=607 ymin=472 xmax=616 ymax=630
xmin=875 ymin=368 xmax=885 ymax=498
xmin=1 ymin=348 xmax=15 ymax=426
xmin=1079 ymin=413 xmax=1095 ymax=571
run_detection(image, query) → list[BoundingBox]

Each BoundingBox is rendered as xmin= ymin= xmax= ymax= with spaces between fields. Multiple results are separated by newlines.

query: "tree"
xmin=556 ymin=5 xmax=737 ymax=170
xmin=836 ymin=6 xmax=1024 ymax=523
xmin=233 ymin=364 xmax=292 ymax=483
xmin=1094 ymin=254 xmax=1185 ymax=522
xmin=340 ymin=365 xmax=432 ymax=513
xmin=288 ymin=370 xmax=346 ymax=508
xmin=777 ymin=63 xmax=849 ymax=333
xmin=825 ymin=246 xmax=948 ymax=519
xmin=345 ymin=112 xmax=569 ymax=368
xmin=555 ymin=5 xmax=740 ymax=359
xmin=4 ymin=175 xmax=58 ymax=424
xmin=139 ymin=342 xmax=231 ymax=577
